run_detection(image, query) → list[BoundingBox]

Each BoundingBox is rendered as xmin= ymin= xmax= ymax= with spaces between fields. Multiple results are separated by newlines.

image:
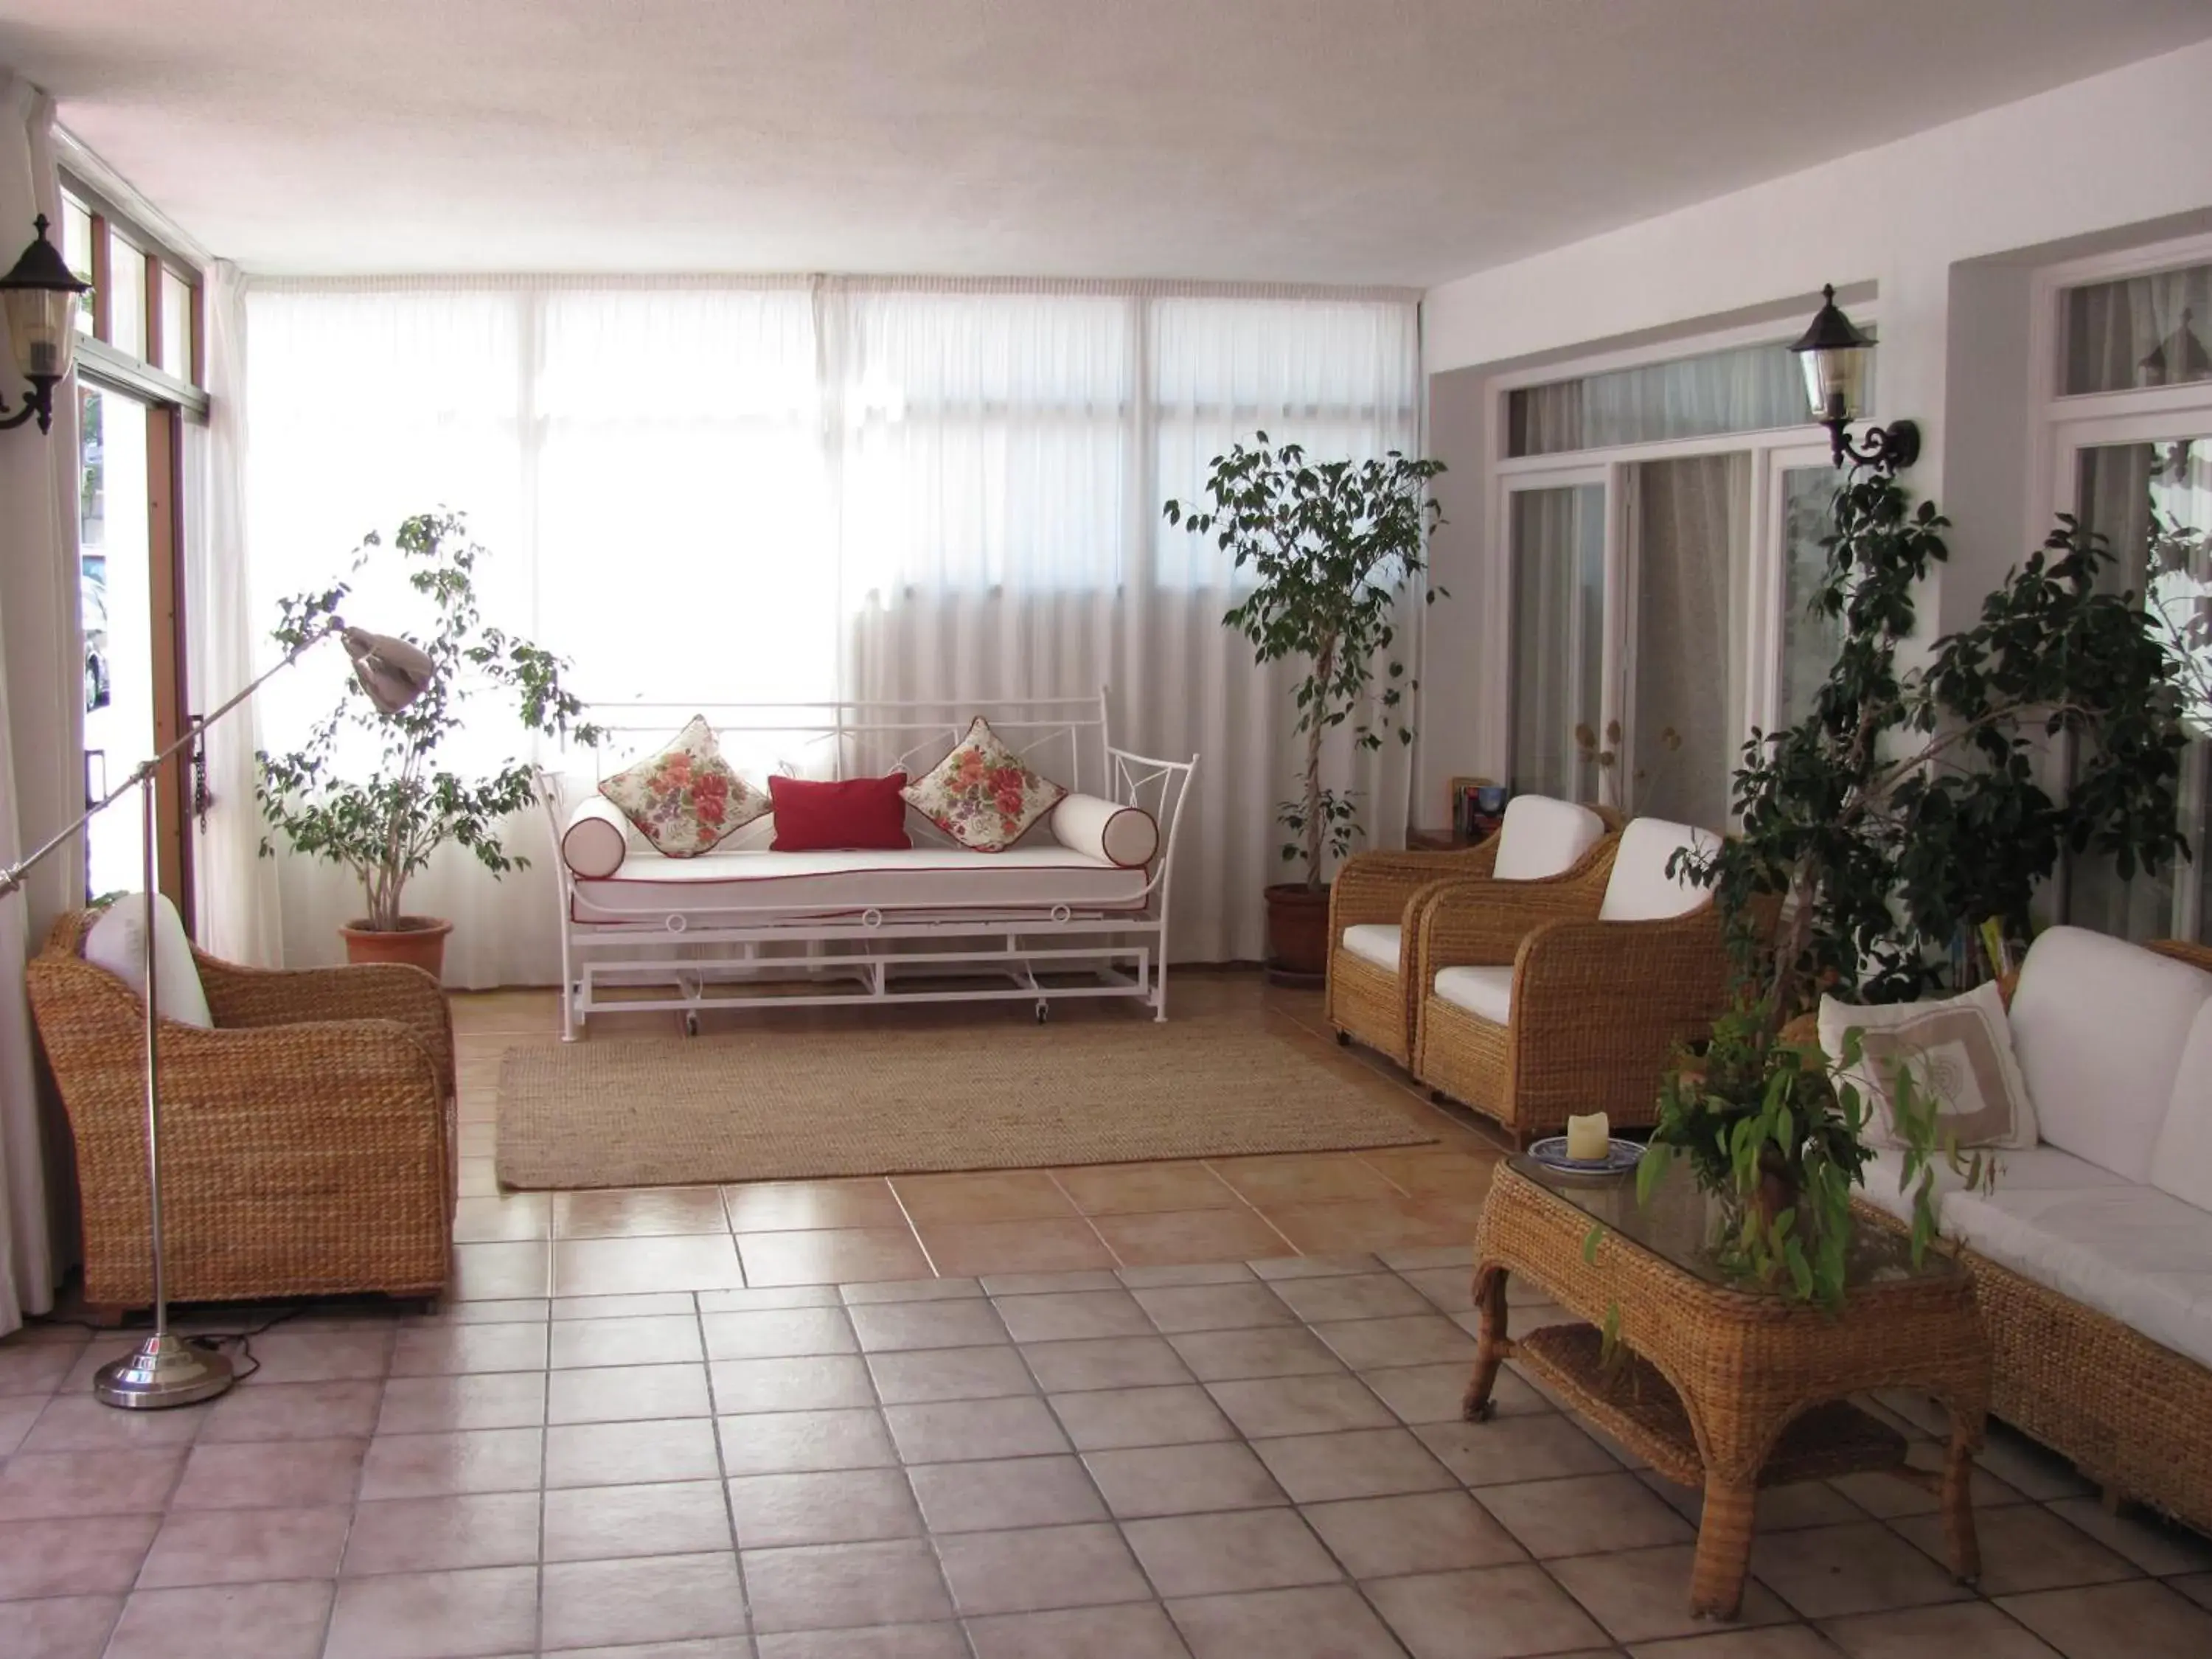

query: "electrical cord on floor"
xmin=34 ymin=1301 xmax=310 ymax=1383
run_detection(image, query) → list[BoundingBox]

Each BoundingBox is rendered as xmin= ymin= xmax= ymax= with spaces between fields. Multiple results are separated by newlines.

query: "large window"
xmin=60 ymin=177 xmax=206 ymax=914
xmin=2044 ymin=240 xmax=2212 ymax=943
xmin=1498 ymin=330 xmax=1849 ymax=828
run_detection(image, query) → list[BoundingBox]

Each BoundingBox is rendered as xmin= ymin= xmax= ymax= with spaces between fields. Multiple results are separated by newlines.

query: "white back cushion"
xmin=1598 ymin=819 xmax=1719 ymax=922
xmin=1490 ymin=796 xmax=1607 ymax=882
xmin=2151 ymin=997 xmax=2212 ymax=1212
xmin=2009 ymin=925 xmax=2212 ymax=1183
xmin=1340 ymin=924 xmax=1402 ymax=973
xmin=83 ymin=894 xmax=213 ymax=1029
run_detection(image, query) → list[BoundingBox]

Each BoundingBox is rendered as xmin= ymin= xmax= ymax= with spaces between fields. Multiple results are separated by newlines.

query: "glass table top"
xmin=1509 ymin=1152 xmax=1960 ymax=1293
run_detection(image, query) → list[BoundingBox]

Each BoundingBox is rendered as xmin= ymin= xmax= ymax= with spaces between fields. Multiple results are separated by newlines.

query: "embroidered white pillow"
xmin=597 ymin=716 xmax=769 ymax=858
xmin=902 ymin=717 xmax=1069 ymax=852
xmin=1818 ymin=979 xmax=2037 ymax=1151
xmin=83 ymin=893 xmax=213 ymax=1029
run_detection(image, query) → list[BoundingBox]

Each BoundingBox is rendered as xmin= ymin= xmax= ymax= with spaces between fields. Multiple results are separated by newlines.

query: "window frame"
xmin=1481 ymin=313 xmax=1877 ymax=813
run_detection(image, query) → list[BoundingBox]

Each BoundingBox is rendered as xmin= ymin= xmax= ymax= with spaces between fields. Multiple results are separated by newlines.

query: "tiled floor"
xmin=3 ymin=973 xmax=2211 ymax=1655
xmin=6 ymin=1256 xmax=2212 ymax=1657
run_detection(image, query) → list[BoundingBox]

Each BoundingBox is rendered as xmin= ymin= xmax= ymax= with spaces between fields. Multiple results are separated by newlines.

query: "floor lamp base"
xmin=94 ymin=1330 xmax=236 ymax=1409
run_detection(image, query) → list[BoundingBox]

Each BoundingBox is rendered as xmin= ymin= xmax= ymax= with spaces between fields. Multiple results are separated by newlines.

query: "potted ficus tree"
xmin=255 ymin=510 xmax=601 ymax=979
xmin=1643 ymin=463 xmax=2191 ymax=1304
xmin=1165 ymin=435 xmax=1445 ymax=980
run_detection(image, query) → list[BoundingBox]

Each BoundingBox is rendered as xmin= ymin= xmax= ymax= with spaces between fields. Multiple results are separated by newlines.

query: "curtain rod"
xmin=246 ymin=271 xmax=1421 ymax=305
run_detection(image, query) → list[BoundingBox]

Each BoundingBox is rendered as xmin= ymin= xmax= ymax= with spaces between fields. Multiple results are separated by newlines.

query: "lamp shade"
xmin=342 ymin=627 xmax=437 ymax=714
xmin=1790 ymin=284 xmax=1873 ymax=425
xmin=0 ymin=215 xmax=90 ymax=385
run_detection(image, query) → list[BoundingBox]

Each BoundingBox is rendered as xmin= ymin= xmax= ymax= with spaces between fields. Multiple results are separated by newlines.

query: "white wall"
xmin=1416 ymin=37 xmax=2212 ymax=815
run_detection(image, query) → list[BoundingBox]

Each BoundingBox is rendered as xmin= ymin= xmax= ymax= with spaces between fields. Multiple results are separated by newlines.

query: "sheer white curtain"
xmin=0 ymin=72 xmax=74 ymax=1332
xmin=1631 ymin=453 xmax=1753 ymax=828
xmin=234 ymin=277 xmax=1421 ymax=979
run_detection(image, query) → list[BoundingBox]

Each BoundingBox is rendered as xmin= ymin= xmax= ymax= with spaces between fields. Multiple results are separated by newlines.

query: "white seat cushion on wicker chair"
xmin=1943 ymin=1183 xmax=2212 ymax=1369
xmin=1341 ymin=923 xmax=1402 ymax=973
xmin=1599 ymin=818 xmax=1721 ymax=922
xmin=1433 ymin=965 xmax=1514 ymax=1025
xmin=1492 ymin=795 xmax=1607 ymax=880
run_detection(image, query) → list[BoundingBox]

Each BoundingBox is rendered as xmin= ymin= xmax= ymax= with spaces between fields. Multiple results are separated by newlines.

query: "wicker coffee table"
xmin=1467 ymin=1156 xmax=1991 ymax=1619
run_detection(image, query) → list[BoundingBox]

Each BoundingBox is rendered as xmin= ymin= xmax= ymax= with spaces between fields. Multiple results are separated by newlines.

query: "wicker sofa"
xmin=1325 ymin=796 xmax=1617 ymax=1066
xmin=1851 ymin=925 xmax=2212 ymax=1537
xmin=27 ymin=909 xmax=456 ymax=1310
xmin=1411 ymin=818 xmax=1729 ymax=1144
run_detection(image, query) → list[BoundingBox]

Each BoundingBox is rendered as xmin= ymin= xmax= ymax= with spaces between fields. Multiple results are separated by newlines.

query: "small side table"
xmin=1467 ymin=1158 xmax=1991 ymax=1620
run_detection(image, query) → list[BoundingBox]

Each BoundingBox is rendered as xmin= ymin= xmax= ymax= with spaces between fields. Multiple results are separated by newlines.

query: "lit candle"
xmin=1565 ymin=1111 xmax=1610 ymax=1161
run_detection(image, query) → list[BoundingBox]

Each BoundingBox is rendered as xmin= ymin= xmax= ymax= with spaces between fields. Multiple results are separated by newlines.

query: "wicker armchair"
xmin=1410 ymin=818 xmax=1728 ymax=1144
xmin=1325 ymin=797 xmax=1618 ymax=1065
xmin=27 ymin=911 xmax=456 ymax=1309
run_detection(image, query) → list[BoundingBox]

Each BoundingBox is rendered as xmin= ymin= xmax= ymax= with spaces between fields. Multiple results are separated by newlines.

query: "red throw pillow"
xmin=768 ymin=773 xmax=912 ymax=852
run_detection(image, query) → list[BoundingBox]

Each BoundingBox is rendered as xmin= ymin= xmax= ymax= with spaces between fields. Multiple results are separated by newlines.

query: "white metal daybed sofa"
xmin=538 ymin=693 xmax=1197 ymax=1039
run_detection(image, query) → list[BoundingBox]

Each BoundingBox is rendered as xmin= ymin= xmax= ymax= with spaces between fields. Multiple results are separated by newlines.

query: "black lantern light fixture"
xmin=0 ymin=214 xmax=91 ymax=434
xmin=1790 ymin=284 xmax=1919 ymax=476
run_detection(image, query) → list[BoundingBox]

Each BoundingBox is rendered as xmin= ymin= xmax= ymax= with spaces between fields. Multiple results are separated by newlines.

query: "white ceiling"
xmin=3 ymin=0 xmax=2209 ymax=285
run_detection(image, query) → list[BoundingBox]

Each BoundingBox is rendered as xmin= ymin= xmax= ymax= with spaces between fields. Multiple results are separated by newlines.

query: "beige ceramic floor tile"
xmin=915 ymin=1218 xmax=1116 ymax=1276
xmin=539 ymin=1551 xmax=749 ymax=1649
xmin=1090 ymin=1206 xmax=1295 ymax=1265
xmin=724 ymin=1178 xmax=909 ymax=1233
xmin=740 ymin=1227 xmax=934 ymax=1287
xmin=1746 ymin=1520 xmax=1976 ymax=1619
xmin=866 ymin=1345 xmax=1034 ymax=1405
xmin=1051 ymin=1161 xmax=1243 ymax=1215
xmin=935 ymin=1522 xmax=1154 ymax=1615
xmin=893 ymin=1170 xmax=1079 ymax=1224
xmin=969 ymin=1601 xmax=1192 ymax=1659
xmin=1997 ymin=1579 xmax=2212 ymax=1659
xmin=1366 ymin=1563 xmax=1611 ymax=1659
xmin=105 ymin=1579 xmax=333 ymax=1659
xmin=724 ymin=1467 xmax=925 ymax=1548
xmin=1891 ymin=1500 xmax=2138 ymax=1596
xmin=1167 ymin=1583 xmax=1406 ymax=1659
xmin=1124 ymin=1507 xmax=1343 ymax=1598
xmin=1820 ymin=1601 xmax=2066 ymax=1659
xmin=1300 ymin=1488 xmax=1526 ymax=1579
xmin=1548 ymin=1543 xmax=1795 ymax=1644
xmin=1084 ymin=1439 xmax=1289 ymax=1517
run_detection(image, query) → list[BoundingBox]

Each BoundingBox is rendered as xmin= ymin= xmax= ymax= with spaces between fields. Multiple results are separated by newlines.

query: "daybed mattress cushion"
xmin=1340 ymin=924 xmax=1402 ymax=973
xmin=571 ymin=844 xmax=1148 ymax=919
xmin=1943 ymin=1183 xmax=2212 ymax=1371
xmin=1854 ymin=1143 xmax=2127 ymax=1227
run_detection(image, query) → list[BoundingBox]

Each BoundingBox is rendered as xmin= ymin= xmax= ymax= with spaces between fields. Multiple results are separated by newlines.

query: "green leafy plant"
xmin=1632 ymin=462 xmax=2189 ymax=1307
xmin=1688 ymin=470 xmax=2187 ymax=1015
xmin=256 ymin=510 xmax=602 ymax=932
xmin=1165 ymin=437 xmax=1445 ymax=889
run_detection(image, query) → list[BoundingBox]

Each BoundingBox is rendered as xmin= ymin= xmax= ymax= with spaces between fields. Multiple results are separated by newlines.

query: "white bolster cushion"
xmin=1053 ymin=792 xmax=1160 ymax=868
xmin=561 ymin=795 xmax=632 ymax=878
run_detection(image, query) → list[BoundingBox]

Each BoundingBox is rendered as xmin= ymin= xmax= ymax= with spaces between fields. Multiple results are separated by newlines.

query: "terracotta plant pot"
xmin=338 ymin=916 xmax=453 ymax=981
xmin=1263 ymin=883 xmax=1332 ymax=986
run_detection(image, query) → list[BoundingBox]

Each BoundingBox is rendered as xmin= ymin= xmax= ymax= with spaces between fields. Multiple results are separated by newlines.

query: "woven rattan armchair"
xmin=1325 ymin=798 xmax=1618 ymax=1065
xmin=1410 ymin=818 xmax=1729 ymax=1144
xmin=27 ymin=911 xmax=456 ymax=1310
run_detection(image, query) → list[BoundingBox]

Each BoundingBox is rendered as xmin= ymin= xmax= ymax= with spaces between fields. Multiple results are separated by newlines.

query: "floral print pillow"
xmin=903 ymin=716 xmax=1070 ymax=852
xmin=597 ymin=716 xmax=768 ymax=858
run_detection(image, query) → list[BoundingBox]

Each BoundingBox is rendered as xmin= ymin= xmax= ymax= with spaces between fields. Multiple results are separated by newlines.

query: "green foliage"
xmin=255 ymin=510 xmax=602 ymax=932
xmin=1166 ymin=437 xmax=1445 ymax=888
xmin=1632 ymin=461 xmax=2187 ymax=1309
xmin=1679 ymin=467 xmax=2188 ymax=1015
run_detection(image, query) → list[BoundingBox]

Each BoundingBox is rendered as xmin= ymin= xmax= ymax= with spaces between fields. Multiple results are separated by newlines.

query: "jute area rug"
xmin=495 ymin=1015 xmax=1438 ymax=1190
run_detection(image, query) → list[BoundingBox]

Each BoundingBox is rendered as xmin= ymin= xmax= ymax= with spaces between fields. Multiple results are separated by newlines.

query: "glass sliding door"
xmin=1507 ymin=482 xmax=1606 ymax=804
xmin=1627 ymin=453 xmax=1753 ymax=827
xmin=2062 ymin=432 xmax=2212 ymax=941
xmin=79 ymin=383 xmax=156 ymax=902
xmin=1774 ymin=465 xmax=1846 ymax=731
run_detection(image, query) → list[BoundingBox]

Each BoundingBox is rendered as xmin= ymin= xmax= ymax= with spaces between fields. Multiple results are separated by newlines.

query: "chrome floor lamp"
xmin=0 ymin=620 xmax=435 ymax=1409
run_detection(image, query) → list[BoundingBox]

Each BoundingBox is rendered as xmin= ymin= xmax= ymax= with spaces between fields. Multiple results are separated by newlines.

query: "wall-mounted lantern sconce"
xmin=1790 ymin=284 xmax=1919 ymax=476
xmin=0 ymin=215 xmax=92 ymax=434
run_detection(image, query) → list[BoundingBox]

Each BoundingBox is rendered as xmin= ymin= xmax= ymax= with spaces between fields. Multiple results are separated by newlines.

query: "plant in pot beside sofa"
xmin=256 ymin=510 xmax=602 ymax=979
xmin=1165 ymin=435 xmax=1445 ymax=980
xmin=1644 ymin=463 xmax=2191 ymax=1304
